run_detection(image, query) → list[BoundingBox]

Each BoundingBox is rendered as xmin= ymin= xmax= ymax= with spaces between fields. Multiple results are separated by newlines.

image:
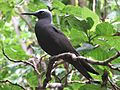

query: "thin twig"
xmin=39 ymin=54 xmax=47 ymax=67
xmin=115 ymin=0 xmax=120 ymax=11
xmin=61 ymin=69 xmax=72 ymax=81
xmin=40 ymin=54 xmax=48 ymax=61
xmin=53 ymin=60 xmax=65 ymax=69
xmin=31 ymin=58 xmax=41 ymax=75
xmin=68 ymin=80 xmax=85 ymax=84
xmin=2 ymin=48 xmax=41 ymax=75
xmin=0 ymin=80 xmax=26 ymax=90
xmin=52 ymin=71 xmax=62 ymax=83
xmin=107 ymin=63 xmax=120 ymax=72
xmin=108 ymin=77 xmax=120 ymax=90
xmin=47 ymin=83 xmax=63 ymax=90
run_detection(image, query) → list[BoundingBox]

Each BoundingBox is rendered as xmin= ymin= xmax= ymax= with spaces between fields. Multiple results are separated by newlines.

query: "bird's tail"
xmin=80 ymin=60 xmax=99 ymax=75
xmin=70 ymin=60 xmax=93 ymax=80
xmin=73 ymin=50 xmax=99 ymax=75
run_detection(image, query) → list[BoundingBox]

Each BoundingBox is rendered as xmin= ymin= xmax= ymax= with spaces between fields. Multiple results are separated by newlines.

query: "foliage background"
xmin=0 ymin=0 xmax=120 ymax=90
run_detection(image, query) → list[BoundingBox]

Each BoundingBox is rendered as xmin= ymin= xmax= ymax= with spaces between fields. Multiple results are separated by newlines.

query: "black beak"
xmin=21 ymin=12 xmax=37 ymax=16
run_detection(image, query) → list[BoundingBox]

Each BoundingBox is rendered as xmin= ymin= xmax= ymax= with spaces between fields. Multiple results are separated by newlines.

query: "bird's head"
xmin=21 ymin=9 xmax=52 ymax=21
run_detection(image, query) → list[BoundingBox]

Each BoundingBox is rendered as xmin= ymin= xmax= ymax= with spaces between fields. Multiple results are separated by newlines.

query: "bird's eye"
xmin=40 ymin=11 xmax=44 ymax=14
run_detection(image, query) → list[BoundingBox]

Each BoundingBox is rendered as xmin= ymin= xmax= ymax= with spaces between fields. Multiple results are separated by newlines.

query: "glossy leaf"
xmin=96 ymin=22 xmax=115 ymax=36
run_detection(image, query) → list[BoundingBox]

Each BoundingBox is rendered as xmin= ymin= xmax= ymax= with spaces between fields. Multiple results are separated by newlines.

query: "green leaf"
xmin=96 ymin=22 xmax=115 ymax=36
xmin=86 ymin=17 xmax=94 ymax=30
xmin=111 ymin=16 xmax=120 ymax=23
xmin=0 ymin=2 xmax=12 ymax=14
xmin=65 ymin=84 xmax=106 ymax=90
xmin=62 ymin=5 xmax=99 ymax=25
xmin=27 ymin=1 xmax=47 ymax=11
xmin=94 ymin=36 xmax=120 ymax=51
xmin=65 ymin=15 xmax=94 ymax=31
xmin=0 ymin=20 xmax=5 ymax=28
xmin=0 ymin=83 xmax=23 ymax=90
xmin=24 ymin=71 xmax=38 ymax=88
xmin=85 ymin=46 xmax=116 ymax=61
xmin=69 ymin=28 xmax=87 ymax=46
xmin=5 ymin=45 xmax=29 ymax=60
xmin=116 ymin=81 xmax=120 ymax=87
xmin=66 ymin=15 xmax=85 ymax=31
xmin=106 ymin=36 xmax=120 ymax=50
xmin=62 ymin=5 xmax=82 ymax=17
xmin=64 ymin=83 xmax=83 ymax=90
xmin=80 ymin=84 xmax=107 ymax=90
xmin=1 ymin=28 xmax=15 ymax=38
xmin=81 ymin=7 xmax=99 ymax=24
xmin=112 ymin=58 xmax=120 ymax=64
xmin=0 ymin=67 xmax=9 ymax=80
xmin=0 ymin=2 xmax=15 ymax=21
xmin=52 ymin=0 xmax=65 ymax=11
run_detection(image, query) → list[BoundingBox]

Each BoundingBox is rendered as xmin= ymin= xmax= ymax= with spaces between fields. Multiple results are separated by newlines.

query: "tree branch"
xmin=43 ymin=51 xmax=120 ymax=88
xmin=68 ymin=80 xmax=85 ymax=84
xmin=77 ymin=51 xmax=120 ymax=65
xmin=107 ymin=63 xmax=120 ymax=72
xmin=47 ymin=83 xmax=63 ymax=90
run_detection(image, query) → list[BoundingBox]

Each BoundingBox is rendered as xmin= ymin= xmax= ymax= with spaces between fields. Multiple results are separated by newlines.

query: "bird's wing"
xmin=51 ymin=25 xmax=78 ymax=54
xmin=52 ymin=26 xmax=67 ymax=36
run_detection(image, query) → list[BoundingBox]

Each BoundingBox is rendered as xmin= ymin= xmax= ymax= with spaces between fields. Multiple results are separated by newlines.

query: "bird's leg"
xmin=43 ymin=57 xmax=55 ymax=88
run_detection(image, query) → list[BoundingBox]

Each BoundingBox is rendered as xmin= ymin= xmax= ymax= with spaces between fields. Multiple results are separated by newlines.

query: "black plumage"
xmin=21 ymin=9 xmax=99 ymax=80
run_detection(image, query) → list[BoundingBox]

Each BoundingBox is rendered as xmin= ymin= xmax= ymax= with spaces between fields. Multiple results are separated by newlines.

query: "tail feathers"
xmin=71 ymin=60 xmax=93 ymax=80
xmin=73 ymin=50 xmax=99 ymax=75
xmin=80 ymin=60 xmax=99 ymax=75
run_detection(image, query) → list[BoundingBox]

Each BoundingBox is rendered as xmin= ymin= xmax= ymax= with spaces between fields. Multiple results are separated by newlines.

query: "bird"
xmin=21 ymin=9 xmax=99 ymax=80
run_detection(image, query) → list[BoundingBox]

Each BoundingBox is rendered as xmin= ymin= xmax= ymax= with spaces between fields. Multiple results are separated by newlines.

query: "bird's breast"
xmin=35 ymin=23 xmax=61 ymax=55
